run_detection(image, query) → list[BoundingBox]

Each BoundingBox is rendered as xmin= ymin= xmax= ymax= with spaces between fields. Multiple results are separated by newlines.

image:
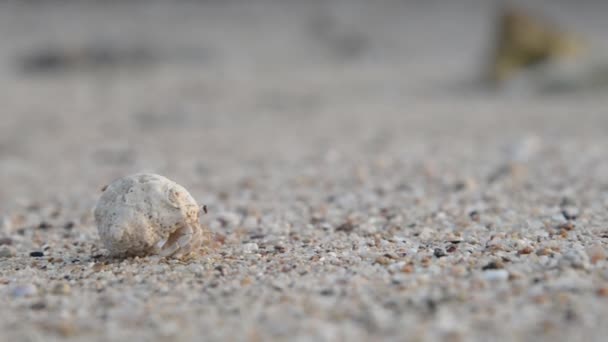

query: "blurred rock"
xmin=0 ymin=245 xmax=16 ymax=258
xmin=11 ymin=284 xmax=38 ymax=298
xmin=486 ymin=7 xmax=585 ymax=84
xmin=19 ymin=43 xmax=157 ymax=74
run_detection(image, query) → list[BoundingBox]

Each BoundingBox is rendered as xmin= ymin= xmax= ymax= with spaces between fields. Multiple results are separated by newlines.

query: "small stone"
xmin=433 ymin=248 xmax=447 ymax=258
xmin=240 ymin=277 xmax=253 ymax=286
xmin=506 ymin=135 xmax=541 ymax=162
xmin=388 ymin=261 xmax=406 ymax=273
xmin=482 ymin=260 xmax=504 ymax=270
xmin=482 ymin=269 xmax=509 ymax=281
xmin=242 ymin=242 xmax=259 ymax=253
xmin=587 ymin=245 xmax=605 ymax=264
xmin=38 ymin=221 xmax=52 ymax=230
xmin=374 ymin=256 xmax=392 ymax=265
xmin=92 ymin=263 xmax=106 ymax=273
xmin=558 ymin=222 xmax=575 ymax=231
xmin=0 ymin=216 xmax=11 ymax=232
xmin=597 ymin=287 xmax=608 ymax=297
xmin=0 ymin=237 xmax=12 ymax=245
xmin=188 ymin=263 xmax=205 ymax=276
xmin=320 ymin=289 xmax=334 ymax=296
xmin=453 ymin=178 xmax=477 ymax=191
xmin=469 ymin=211 xmax=480 ymax=222
xmin=42 ymin=320 xmax=77 ymax=337
xmin=0 ymin=246 xmax=16 ymax=258
xmin=52 ymin=283 xmax=71 ymax=295
xmin=335 ymin=221 xmax=355 ymax=233
xmin=402 ymin=264 xmax=414 ymax=273
xmin=561 ymin=207 xmax=579 ymax=221
xmin=11 ymin=284 xmax=38 ymax=297
xmin=242 ymin=216 xmax=259 ymax=230
xmin=217 ymin=211 xmax=241 ymax=228
xmin=518 ymin=246 xmax=534 ymax=255
xmin=559 ymin=250 xmax=590 ymax=269
xmin=30 ymin=302 xmax=46 ymax=310
xmin=30 ymin=251 xmax=44 ymax=257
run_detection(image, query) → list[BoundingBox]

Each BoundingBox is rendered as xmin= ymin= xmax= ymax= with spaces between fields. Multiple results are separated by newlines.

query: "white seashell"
xmin=94 ymin=173 xmax=204 ymax=258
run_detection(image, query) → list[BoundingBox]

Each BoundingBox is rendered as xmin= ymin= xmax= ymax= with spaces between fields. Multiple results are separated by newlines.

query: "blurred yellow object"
xmin=488 ymin=7 xmax=586 ymax=83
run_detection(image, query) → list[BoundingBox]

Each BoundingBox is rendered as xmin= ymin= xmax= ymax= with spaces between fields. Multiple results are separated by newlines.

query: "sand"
xmin=1 ymin=1 xmax=608 ymax=341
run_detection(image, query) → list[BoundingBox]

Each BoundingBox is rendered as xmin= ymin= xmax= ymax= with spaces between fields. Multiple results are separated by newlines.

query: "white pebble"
xmin=242 ymin=242 xmax=259 ymax=254
xmin=11 ymin=284 xmax=37 ymax=298
xmin=217 ymin=211 xmax=241 ymax=227
xmin=0 ymin=216 xmax=11 ymax=232
xmin=482 ymin=269 xmax=509 ymax=281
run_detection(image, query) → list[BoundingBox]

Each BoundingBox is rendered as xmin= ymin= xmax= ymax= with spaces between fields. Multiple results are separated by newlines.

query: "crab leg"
xmin=159 ymin=224 xmax=194 ymax=257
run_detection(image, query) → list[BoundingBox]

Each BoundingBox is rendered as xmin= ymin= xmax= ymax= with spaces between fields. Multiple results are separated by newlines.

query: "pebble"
xmin=188 ymin=264 xmax=204 ymax=276
xmin=242 ymin=216 xmax=259 ymax=230
xmin=561 ymin=206 xmax=579 ymax=221
xmin=30 ymin=251 xmax=44 ymax=257
xmin=217 ymin=211 xmax=241 ymax=227
xmin=52 ymin=283 xmax=71 ymax=295
xmin=11 ymin=284 xmax=38 ymax=298
xmin=242 ymin=243 xmax=259 ymax=254
xmin=0 ymin=245 xmax=16 ymax=258
xmin=38 ymin=221 xmax=52 ymax=230
xmin=587 ymin=245 xmax=606 ymax=264
xmin=506 ymin=135 xmax=541 ymax=162
xmin=30 ymin=302 xmax=46 ymax=310
xmin=434 ymin=248 xmax=447 ymax=258
xmin=559 ymin=250 xmax=590 ymax=270
xmin=482 ymin=260 xmax=504 ymax=270
xmin=375 ymin=256 xmax=392 ymax=265
xmin=0 ymin=216 xmax=10 ymax=232
xmin=481 ymin=269 xmax=509 ymax=281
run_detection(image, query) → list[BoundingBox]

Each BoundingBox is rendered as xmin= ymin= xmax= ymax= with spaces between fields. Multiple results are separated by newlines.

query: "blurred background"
xmin=1 ymin=0 xmax=607 ymax=211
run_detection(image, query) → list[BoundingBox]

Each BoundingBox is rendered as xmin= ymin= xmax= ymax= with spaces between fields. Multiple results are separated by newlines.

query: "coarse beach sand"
xmin=1 ymin=1 xmax=608 ymax=341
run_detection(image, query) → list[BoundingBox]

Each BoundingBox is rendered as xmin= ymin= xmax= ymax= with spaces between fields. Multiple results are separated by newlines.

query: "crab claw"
xmin=159 ymin=223 xmax=203 ymax=258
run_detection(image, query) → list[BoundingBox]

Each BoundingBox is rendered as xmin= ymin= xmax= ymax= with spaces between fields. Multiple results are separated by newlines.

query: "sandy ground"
xmin=1 ymin=1 xmax=608 ymax=341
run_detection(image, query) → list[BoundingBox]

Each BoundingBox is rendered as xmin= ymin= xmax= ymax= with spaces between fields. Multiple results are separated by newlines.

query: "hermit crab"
xmin=94 ymin=173 xmax=205 ymax=258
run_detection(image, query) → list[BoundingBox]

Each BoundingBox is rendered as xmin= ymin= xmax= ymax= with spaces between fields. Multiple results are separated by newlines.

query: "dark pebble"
xmin=562 ymin=209 xmax=578 ymax=221
xmin=38 ymin=221 xmax=52 ymax=230
xmin=29 ymin=251 xmax=44 ymax=257
xmin=320 ymin=289 xmax=334 ymax=296
xmin=482 ymin=260 xmax=503 ymax=270
xmin=214 ymin=265 xmax=225 ymax=276
xmin=335 ymin=222 xmax=355 ymax=233
xmin=30 ymin=302 xmax=46 ymax=310
xmin=434 ymin=248 xmax=447 ymax=258
xmin=469 ymin=210 xmax=480 ymax=222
